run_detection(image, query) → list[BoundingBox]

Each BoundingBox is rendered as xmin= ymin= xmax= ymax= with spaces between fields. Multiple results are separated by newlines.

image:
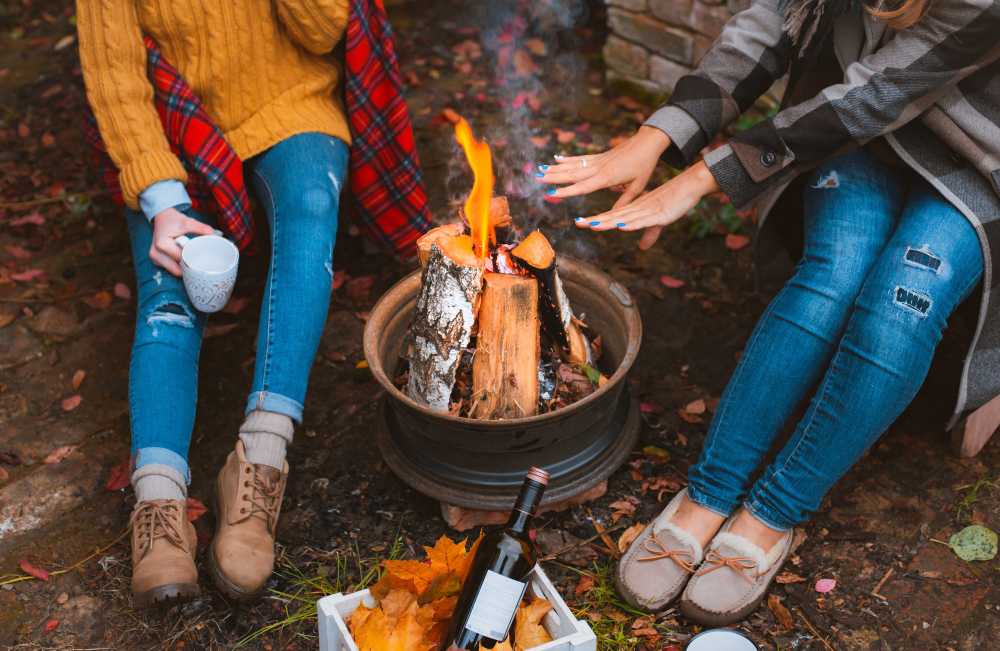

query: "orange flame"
xmin=454 ymin=118 xmax=494 ymax=258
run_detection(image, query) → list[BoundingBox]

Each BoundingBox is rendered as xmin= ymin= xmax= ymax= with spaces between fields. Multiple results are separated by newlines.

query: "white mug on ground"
xmin=174 ymin=232 xmax=239 ymax=313
xmin=685 ymin=629 xmax=760 ymax=650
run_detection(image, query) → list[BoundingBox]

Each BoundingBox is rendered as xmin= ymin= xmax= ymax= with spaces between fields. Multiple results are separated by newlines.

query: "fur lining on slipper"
xmin=709 ymin=531 xmax=786 ymax=574
xmin=651 ymin=489 xmax=705 ymax=563
xmin=656 ymin=521 xmax=704 ymax=564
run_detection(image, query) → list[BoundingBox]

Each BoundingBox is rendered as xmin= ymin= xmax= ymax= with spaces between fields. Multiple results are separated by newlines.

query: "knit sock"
xmin=132 ymin=463 xmax=187 ymax=505
xmin=239 ymin=410 xmax=294 ymax=471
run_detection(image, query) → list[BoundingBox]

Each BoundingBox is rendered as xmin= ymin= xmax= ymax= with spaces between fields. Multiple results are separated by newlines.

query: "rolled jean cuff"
xmin=133 ymin=447 xmax=191 ymax=484
xmin=743 ymin=491 xmax=796 ymax=532
xmin=246 ymin=391 xmax=303 ymax=424
xmin=685 ymin=484 xmax=738 ymax=519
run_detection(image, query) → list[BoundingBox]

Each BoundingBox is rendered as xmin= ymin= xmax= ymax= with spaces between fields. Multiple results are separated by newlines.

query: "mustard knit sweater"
xmin=77 ymin=0 xmax=353 ymax=209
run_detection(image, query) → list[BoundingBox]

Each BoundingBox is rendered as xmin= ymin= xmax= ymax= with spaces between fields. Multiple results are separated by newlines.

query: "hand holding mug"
xmin=173 ymin=231 xmax=240 ymax=313
xmin=151 ymin=207 xmax=217 ymax=276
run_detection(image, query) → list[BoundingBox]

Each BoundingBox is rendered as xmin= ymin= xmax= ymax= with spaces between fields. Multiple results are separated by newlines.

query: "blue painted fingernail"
xmin=535 ymin=172 xmax=545 ymax=178
xmin=546 ymin=189 xmax=556 ymax=195
xmin=590 ymin=221 xmax=600 ymax=226
xmin=554 ymin=155 xmax=564 ymax=159
xmin=617 ymin=223 xmax=627 ymax=227
xmin=539 ymin=165 xmax=549 ymax=170
xmin=574 ymin=217 xmax=583 ymax=221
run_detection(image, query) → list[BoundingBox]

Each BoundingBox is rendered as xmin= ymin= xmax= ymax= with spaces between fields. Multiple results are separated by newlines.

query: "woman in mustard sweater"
xmin=78 ymin=0 xmax=351 ymax=608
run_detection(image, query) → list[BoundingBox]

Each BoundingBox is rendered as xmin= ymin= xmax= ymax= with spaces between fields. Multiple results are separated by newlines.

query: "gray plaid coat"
xmin=646 ymin=0 xmax=1000 ymax=427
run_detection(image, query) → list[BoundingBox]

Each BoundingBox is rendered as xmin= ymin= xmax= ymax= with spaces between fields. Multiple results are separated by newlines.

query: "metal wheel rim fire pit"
xmin=364 ymin=255 xmax=642 ymax=511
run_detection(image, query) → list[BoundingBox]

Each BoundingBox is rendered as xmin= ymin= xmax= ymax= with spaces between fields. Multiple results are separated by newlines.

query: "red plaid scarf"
xmin=83 ymin=0 xmax=430 ymax=256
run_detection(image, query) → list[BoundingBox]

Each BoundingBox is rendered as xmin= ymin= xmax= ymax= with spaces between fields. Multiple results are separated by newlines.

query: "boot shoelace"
xmin=131 ymin=501 xmax=186 ymax=561
xmin=241 ymin=466 xmax=283 ymax=531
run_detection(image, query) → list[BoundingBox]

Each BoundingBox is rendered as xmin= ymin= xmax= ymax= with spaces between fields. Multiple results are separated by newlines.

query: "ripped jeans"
xmin=127 ymin=133 xmax=349 ymax=479
xmin=687 ymin=146 xmax=983 ymax=531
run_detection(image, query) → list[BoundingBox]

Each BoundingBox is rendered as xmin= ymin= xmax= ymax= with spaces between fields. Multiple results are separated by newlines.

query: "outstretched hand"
xmin=574 ymin=161 xmax=722 ymax=250
xmin=535 ymin=125 xmax=671 ymax=210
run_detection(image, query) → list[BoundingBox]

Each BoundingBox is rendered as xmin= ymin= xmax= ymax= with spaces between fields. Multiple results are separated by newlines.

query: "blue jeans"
xmin=687 ymin=147 xmax=983 ymax=531
xmin=127 ymin=133 xmax=349 ymax=479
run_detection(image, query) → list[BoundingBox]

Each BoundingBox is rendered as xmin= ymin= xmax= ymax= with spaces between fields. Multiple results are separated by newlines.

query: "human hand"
xmin=150 ymin=207 xmax=216 ymax=276
xmin=535 ymin=126 xmax=671 ymax=209
xmin=576 ymin=160 xmax=722 ymax=250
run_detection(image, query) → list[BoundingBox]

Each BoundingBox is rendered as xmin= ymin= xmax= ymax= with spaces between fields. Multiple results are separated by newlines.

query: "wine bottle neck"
xmin=506 ymin=478 xmax=546 ymax=535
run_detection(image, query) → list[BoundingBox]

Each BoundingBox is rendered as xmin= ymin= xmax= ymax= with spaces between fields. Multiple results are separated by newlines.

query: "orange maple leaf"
xmin=353 ymin=605 xmax=435 ymax=651
xmin=383 ymin=559 xmax=439 ymax=595
xmin=513 ymin=598 xmax=553 ymax=651
xmin=419 ymin=570 xmax=462 ymax=605
xmin=460 ymin=533 xmax=484 ymax=583
xmin=370 ymin=570 xmax=418 ymax=602
xmin=380 ymin=589 xmax=419 ymax=623
xmin=425 ymin=535 xmax=469 ymax=574
xmin=349 ymin=602 xmax=374 ymax=635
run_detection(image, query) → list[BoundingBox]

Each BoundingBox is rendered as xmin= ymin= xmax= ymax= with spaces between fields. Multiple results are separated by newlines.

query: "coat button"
xmin=760 ymin=151 xmax=777 ymax=167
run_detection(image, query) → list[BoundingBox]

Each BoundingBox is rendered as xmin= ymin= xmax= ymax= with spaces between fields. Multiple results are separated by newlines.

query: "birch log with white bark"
xmin=406 ymin=242 xmax=484 ymax=411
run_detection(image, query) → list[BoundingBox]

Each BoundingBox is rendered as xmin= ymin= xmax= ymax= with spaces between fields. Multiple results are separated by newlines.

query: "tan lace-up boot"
xmin=129 ymin=499 xmax=200 ymax=609
xmin=208 ymin=441 xmax=287 ymax=601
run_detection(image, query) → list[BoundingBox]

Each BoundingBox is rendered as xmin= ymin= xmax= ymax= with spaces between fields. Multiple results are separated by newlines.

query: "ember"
xmin=405 ymin=118 xmax=606 ymax=420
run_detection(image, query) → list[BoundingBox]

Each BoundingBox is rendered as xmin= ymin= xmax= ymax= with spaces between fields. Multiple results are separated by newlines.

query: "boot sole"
xmin=133 ymin=582 xmax=201 ymax=610
xmin=208 ymin=484 xmax=264 ymax=603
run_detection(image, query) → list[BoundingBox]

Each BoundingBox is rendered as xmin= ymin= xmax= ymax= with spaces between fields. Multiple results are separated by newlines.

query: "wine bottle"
xmin=440 ymin=467 xmax=550 ymax=651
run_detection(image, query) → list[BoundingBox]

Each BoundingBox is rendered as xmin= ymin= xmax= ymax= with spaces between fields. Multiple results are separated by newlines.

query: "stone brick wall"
xmin=602 ymin=0 xmax=751 ymax=97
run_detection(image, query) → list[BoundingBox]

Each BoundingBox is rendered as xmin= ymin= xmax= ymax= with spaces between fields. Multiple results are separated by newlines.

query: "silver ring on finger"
xmin=582 ymin=158 xmax=588 ymax=168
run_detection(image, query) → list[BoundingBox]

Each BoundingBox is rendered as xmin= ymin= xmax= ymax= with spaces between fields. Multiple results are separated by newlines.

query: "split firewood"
xmin=407 ymin=240 xmax=485 ymax=412
xmin=416 ymin=223 xmax=466 ymax=268
xmin=511 ymin=230 xmax=591 ymax=365
xmin=469 ymin=273 xmax=540 ymax=419
xmin=460 ymin=196 xmax=514 ymax=244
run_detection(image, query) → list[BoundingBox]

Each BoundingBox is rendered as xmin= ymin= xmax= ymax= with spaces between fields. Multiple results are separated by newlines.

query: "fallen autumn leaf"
xmin=19 ymin=556 xmax=49 ymax=582
xmin=44 ymin=445 xmax=79 ymax=464
xmin=61 ymin=395 xmax=82 ymax=411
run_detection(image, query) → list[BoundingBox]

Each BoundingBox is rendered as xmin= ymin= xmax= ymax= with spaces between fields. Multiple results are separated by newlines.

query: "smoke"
xmin=446 ymin=0 xmax=598 ymax=259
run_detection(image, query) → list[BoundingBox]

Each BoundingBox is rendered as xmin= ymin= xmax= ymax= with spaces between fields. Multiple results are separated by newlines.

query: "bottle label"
xmin=464 ymin=570 xmax=528 ymax=641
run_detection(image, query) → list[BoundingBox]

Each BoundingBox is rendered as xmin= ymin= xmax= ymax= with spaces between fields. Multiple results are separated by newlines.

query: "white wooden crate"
xmin=318 ymin=564 xmax=597 ymax=651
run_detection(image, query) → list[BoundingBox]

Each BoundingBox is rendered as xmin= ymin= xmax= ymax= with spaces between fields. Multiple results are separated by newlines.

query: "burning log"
xmin=469 ymin=273 xmax=540 ymax=420
xmin=406 ymin=240 xmax=484 ymax=412
xmin=511 ymin=231 xmax=591 ymax=365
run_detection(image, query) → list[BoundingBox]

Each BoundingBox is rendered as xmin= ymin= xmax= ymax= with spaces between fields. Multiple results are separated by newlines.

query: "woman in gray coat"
xmin=538 ymin=0 xmax=1000 ymax=626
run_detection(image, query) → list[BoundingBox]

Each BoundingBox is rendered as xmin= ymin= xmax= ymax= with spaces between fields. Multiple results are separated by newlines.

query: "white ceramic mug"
xmin=174 ymin=232 xmax=239 ymax=313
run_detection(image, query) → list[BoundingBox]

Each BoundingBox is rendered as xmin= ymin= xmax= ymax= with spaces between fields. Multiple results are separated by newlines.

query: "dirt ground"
xmin=2 ymin=1 xmax=999 ymax=649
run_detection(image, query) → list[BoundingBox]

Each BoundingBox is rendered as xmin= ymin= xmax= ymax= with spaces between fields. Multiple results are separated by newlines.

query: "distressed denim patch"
xmin=146 ymin=299 xmax=195 ymax=329
xmin=894 ymin=287 xmax=931 ymax=316
xmin=903 ymin=248 xmax=941 ymax=272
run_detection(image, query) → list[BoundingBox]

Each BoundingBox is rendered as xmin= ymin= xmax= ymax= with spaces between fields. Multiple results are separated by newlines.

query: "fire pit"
xmin=364 ymin=254 xmax=641 ymax=511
